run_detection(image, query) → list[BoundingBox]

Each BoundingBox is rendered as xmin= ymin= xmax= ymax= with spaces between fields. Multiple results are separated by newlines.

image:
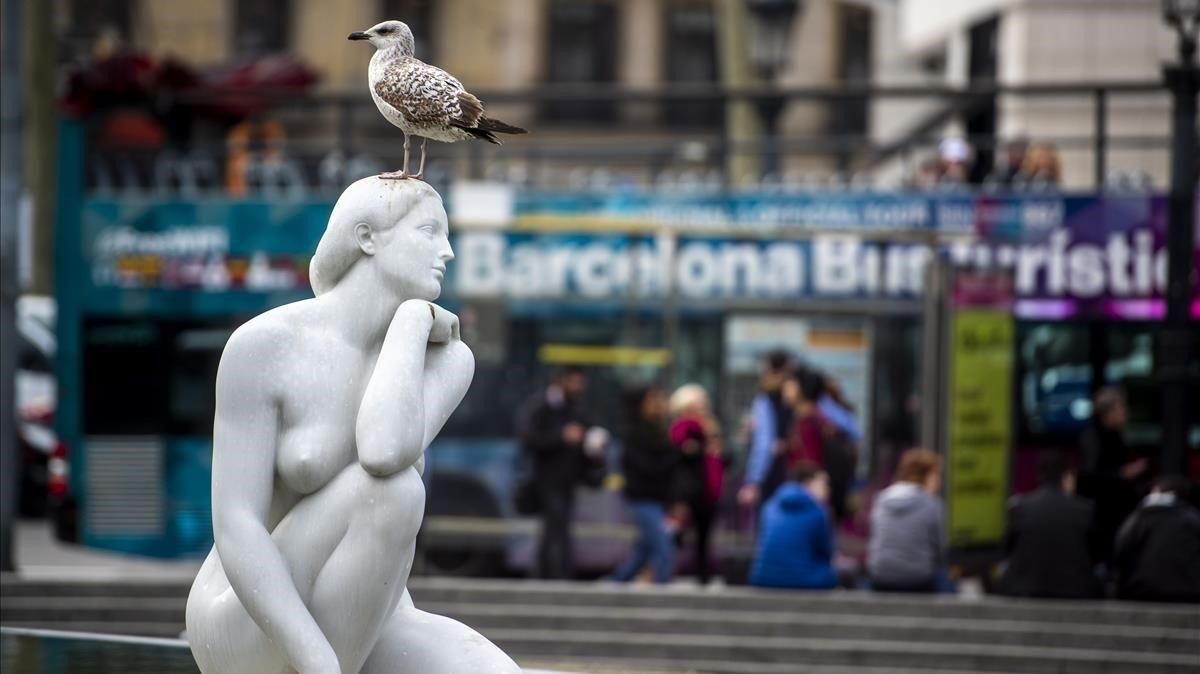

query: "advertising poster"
xmin=946 ymin=270 xmax=1015 ymax=548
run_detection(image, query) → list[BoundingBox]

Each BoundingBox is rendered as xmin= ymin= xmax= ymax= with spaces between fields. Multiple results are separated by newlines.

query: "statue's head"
xmin=310 ymin=177 xmax=452 ymax=302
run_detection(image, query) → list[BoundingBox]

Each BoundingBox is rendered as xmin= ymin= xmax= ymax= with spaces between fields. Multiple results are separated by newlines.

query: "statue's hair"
xmin=309 ymin=177 xmax=441 ymax=295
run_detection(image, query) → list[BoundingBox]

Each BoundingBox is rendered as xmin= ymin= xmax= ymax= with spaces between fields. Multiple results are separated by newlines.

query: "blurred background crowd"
xmin=516 ymin=356 xmax=1199 ymax=602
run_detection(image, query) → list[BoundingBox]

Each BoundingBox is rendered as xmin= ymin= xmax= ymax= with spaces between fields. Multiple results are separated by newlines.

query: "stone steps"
xmin=483 ymin=629 xmax=1200 ymax=674
xmin=523 ymin=659 xmax=1030 ymax=674
xmin=2 ymin=596 xmax=185 ymax=622
xmin=5 ymin=576 xmax=1196 ymax=630
xmin=406 ymin=578 xmax=1200 ymax=629
xmin=3 ymin=574 xmax=1198 ymax=674
xmin=415 ymin=602 xmax=1200 ymax=655
xmin=0 ymin=628 xmax=1029 ymax=674
xmin=1 ymin=620 xmax=186 ymax=639
xmin=8 ymin=596 xmax=1196 ymax=655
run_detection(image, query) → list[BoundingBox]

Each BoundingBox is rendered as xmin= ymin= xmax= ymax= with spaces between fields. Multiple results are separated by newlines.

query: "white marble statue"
xmin=186 ymin=177 xmax=520 ymax=674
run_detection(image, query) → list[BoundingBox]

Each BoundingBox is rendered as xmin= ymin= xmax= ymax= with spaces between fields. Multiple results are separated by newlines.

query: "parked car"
xmin=16 ymin=296 xmax=55 ymax=516
xmin=15 ymin=296 xmax=76 ymax=540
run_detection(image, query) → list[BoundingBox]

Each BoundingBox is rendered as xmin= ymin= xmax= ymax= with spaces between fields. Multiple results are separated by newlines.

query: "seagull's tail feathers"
xmin=452 ymin=124 xmax=502 ymax=144
xmin=452 ymin=116 xmax=528 ymax=144
xmin=476 ymin=117 xmax=528 ymax=135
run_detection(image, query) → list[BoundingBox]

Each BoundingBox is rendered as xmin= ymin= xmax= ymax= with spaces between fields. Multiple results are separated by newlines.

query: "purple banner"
xmin=964 ymin=196 xmax=1199 ymax=320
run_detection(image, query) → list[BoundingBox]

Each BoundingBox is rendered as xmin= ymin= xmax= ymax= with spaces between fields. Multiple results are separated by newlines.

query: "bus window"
xmin=439 ymin=313 xmax=685 ymax=439
xmin=1017 ymin=322 xmax=1092 ymax=440
xmin=1105 ymin=327 xmax=1157 ymax=447
xmin=83 ymin=319 xmax=168 ymax=435
xmin=168 ymin=325 xmax=233 ymax=437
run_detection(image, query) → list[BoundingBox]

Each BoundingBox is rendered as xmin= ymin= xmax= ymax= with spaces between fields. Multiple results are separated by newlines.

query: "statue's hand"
xmin=427 ymin=303 xmax=459 ymax=344
xmin=394 ymin=299 xmax=458 ymax=343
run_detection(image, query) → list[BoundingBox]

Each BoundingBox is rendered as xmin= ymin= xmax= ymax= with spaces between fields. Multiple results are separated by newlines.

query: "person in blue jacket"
xmin=750 ymin=462 xmax=838 ymax=590
xmin=737 ymin=350 xmax=793 ymax=510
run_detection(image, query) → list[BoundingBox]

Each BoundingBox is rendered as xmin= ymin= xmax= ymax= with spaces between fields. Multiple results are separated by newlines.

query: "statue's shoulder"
xmin=221 ymin=301 xmax=314 ymax=368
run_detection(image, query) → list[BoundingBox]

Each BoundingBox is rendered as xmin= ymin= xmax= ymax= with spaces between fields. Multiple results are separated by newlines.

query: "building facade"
xmin=45 ymin=0 xmax=1178 ymax=194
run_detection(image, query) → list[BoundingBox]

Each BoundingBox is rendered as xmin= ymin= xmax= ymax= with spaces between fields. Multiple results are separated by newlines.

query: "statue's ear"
xmin=354 ymin=222 xmax=376 ymax=256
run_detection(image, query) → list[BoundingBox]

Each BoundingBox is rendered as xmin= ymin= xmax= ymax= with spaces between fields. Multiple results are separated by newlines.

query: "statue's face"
xmin=375 ymin=191 xmax=453 ymax=301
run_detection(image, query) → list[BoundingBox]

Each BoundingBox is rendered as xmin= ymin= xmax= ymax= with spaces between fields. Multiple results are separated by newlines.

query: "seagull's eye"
xmin=377 ymin=27 xmax=393 ymax=35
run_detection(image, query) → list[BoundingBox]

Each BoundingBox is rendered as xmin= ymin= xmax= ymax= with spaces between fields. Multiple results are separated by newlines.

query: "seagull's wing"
xmin=374 ymin=59 xmax=484 ymax=128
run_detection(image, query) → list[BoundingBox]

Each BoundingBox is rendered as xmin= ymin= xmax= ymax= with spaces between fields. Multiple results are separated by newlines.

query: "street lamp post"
xmin=0 ymin=0 xmax=23 ymax=572
xmin=746 ymin=0 xmax=801 ymax=178
xmin=1162 ymin=0 xmax=1199 ymax=476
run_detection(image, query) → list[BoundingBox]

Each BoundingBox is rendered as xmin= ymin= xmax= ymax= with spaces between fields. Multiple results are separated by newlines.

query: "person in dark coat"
xmin=515 ymin=366 xmax=590 ymax=579
xmin=611 ymin=384 xmax=678 ymax=584
xmin=997 ymin=453 xmax=1102 ymax=599
xmin=750 ymin=463 xmax=838 ymax=590
xmin=817 ymin=373 xmax=860 ymax=524
xmin=1079 ymin=386 xmax=1149 ymax=562
xmin=1114 ymin=475 xmax=1200 ymax=603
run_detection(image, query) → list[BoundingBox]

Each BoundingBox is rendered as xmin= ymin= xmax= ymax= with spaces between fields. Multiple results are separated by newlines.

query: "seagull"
xmin=349 ymin=20 xmax=527 ymax=180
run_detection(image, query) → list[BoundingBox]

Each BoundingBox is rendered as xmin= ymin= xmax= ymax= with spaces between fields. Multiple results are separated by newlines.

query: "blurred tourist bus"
xmin=50 ymin=119 xmax=1198 ymax=577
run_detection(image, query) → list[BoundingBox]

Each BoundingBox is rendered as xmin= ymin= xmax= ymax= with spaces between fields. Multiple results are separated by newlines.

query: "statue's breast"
xmin=272 ymin=353 xmax=366 ymax=495
xmin=275 ymin=421 xmax=355 ymax=495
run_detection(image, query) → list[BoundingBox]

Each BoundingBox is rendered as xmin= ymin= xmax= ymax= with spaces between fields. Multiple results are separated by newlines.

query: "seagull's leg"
xmin=413 ymin=138 xmax=428 ymax=180
xmin=378 ymin=133 xmax=411 ymax=180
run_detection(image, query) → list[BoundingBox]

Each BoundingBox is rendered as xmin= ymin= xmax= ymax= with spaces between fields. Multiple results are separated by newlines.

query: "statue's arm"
xmin=420 ymin=338 xmax=475 ymax=447
xmin=210 ymin=325 xmax=340 ymax=674
xmin=356 ymin=299 xmax=436 ymax=475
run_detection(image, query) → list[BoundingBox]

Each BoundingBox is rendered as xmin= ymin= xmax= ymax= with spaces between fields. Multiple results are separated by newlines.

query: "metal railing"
xmin=0 ymin=627 xmax=197 ymax=674
xmin=76 ymin=80 xmax=1172 ymax=197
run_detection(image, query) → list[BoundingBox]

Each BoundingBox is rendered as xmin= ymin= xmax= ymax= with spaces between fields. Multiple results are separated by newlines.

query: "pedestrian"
xmin=515 ymin=366 xmax=591 ymax=580
xmin=937 ymin=138 xmax=972 ymax=186
xmin=867 ymin=448 xmax=948 ymax=593
xmin=818 ymin=374 xmax=861 ymax=447
xmin=987 ymin=135 xmax=1030 ymax=187
xmin=750 ymin=463 xmax=838 ymax=590
xmin=1114 ymin=475 xmax=1200 ymax=603
xmin=784 ymin=368 xmax=827 ymax=470
xmin=611 ymin=383 xmax=678 ymax=585
xmin=1019 ymin=142 xmax=1062 ymax=186
xmin=738 ymin=350 xmax=793 ymax=511
xmin=996 ymin=453 xmax=1102 ymax=599
xmin=669 ymin=384 xmax=726 ymax=586
xmin=1080 ymin=386 xmax=1149 ymax=563
xmin=817 ymin=373 xmax=859 ymax=523
xmin=911 ymin=155 xmax=944 ymax=191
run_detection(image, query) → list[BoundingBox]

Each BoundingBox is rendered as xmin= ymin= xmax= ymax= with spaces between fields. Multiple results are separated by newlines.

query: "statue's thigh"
xmin=362 ymin=605 xmax=521 ymax=674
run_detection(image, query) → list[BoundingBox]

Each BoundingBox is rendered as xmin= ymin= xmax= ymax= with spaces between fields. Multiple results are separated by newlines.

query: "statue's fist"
xmin=427 ymin=303 xmax=459 ymax=344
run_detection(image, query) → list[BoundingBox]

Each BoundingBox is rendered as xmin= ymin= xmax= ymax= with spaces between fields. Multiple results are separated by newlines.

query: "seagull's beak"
xmin=347 ymin=31 xmax=370 ymax=41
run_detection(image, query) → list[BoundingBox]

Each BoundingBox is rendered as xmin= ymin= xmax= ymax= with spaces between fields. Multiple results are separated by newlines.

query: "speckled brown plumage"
xmin=371 ymin=54 xmax=526 ymax=144
xmin=355 ymin=19 xmax=527 ymax=177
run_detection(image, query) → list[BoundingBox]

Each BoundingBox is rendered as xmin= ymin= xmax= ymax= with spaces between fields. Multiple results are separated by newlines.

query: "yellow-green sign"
xmin=947 ymin=309 xmax=1014 ymax=548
